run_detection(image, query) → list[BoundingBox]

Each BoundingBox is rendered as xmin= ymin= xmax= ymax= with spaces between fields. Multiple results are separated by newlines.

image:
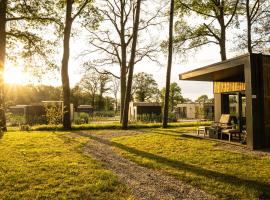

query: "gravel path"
xmin=72 ymin=131 xmax=215 ymax=200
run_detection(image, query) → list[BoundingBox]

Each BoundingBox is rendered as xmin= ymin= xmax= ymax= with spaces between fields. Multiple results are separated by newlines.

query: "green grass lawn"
xmin=0 ymin=131 xmax=131 ymax=199
xmin=111 ymin=127 xmax=270 ymax=200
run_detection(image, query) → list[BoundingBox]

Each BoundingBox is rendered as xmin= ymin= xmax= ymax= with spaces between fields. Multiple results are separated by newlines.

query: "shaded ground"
xmin=72 ymin=131 xmax=215 ymax=200
xmin=213 ymin=143 xmax=270 ymax=156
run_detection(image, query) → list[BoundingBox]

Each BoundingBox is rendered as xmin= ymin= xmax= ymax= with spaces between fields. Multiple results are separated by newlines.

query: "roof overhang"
xmin=179 ymin=54 xmax=251 ymax=82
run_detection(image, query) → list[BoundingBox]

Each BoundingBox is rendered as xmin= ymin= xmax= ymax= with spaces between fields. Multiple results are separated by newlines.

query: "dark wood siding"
xmin=137 ymin=106 xmax=162 ymax=115
xmin=263 ymin=55 xmax=270 ymax=147
xmin=250 ymin=54 xmax=265 ymax=149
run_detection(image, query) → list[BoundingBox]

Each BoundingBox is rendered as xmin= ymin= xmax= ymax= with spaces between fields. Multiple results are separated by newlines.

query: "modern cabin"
xmin=175 ymin=103 xmax=214 ymax=120
xmin=9 ymin=101 xmax=74 ymax=125
xmin=179 ymin=53 xmax=270 ymax=150
xmin=129 ymin=102 xmax=162 ymax=122
xmin=76 ymin=105 xmax=94 ymax=115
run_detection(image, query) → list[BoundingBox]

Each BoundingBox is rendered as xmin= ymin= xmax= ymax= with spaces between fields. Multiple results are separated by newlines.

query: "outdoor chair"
xmin=197 ymin=114 xmax=235 ymax=138
xmin=212 ymin=114 xmax=233 ymax=129
xmin=208 ymin=114 xmax=234 ymax=139
xmin=197 ymin=126 xmax=210 ymax=137
xmin=196 ymin=118 xmax=212 ymax=137
xmin=221 ymin=129 xmax=241 ymax=142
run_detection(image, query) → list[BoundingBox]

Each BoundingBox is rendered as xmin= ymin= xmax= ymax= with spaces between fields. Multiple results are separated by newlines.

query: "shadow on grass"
xmin=77 ymin=132 xmax=270 ymax=200
xmin=149 ymin=130 xmax=205 ymax=141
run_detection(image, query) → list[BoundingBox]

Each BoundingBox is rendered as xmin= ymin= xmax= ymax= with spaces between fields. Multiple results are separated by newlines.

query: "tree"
xmin=175 ymin=0 xmax=239 ymax=61
xmin=162 ymin=82 xmax=184 ymax=112
xmin=183 ymin=98 xmax=192 ymax=103
xmin=122 ymin=0 xmax=142 ymax=129
xmin=244 ymin=0 xmax=270 ymax=53
xmin=79 ymin=71 xmax=100 ymax=109
xmin=111 ymin=77 xmax=120 ymax=112
xmin=97 ymin=74 xmax=111 ymax=110
xmin=70 ymin=85 xmax=85 ymax=108
xmin=79 ymin=70 xmax=111 ymax=111
xmin=195 ymin=95 xmax=209 ymax=104
xmin=83 ymin=0 xmax=163 ymax=121
xmin=5 ymin=84 xmax=62 ymax=106
xmin=132 ymin=72 xmax=159 ymax=102
xmin=0 ymin=0 xmax=59 ymax=131
xmin=61 ymin=0 xmax=93 ymax=129
xmin=0 ymin=0 xmax=7 ymax=131
xmin=163 ymin=0 xmax=174 ymax=128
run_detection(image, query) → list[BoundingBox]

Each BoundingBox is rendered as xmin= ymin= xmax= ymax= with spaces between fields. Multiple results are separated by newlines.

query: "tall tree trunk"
xmin=219 ymin=4 xmax=227 ymax=61
xmin=0 ymin=0 xmax=7 ymax=131
xmin=120 ymin=66 xmax=126 ymax=122
xmin=220 ymin=29 xmax=226 ymax=61
xmin=170 ymin=92 xmax=174 ymax=112
xmin=61 ymin=0 xmax=73 ymax=130
xmin=122 ymin=0 xmax=142 ymax=129
xmin=115 ymin=94 xmax=118 ymax=113
xmin=162 ymin=0 xmax=174 ymax=128
xmin=91 ymin=95 xmax=95 ymax=109
xmin=120 ymin=1 xmax=127 ymax=122
xmin=246 ymin=0 xmax=252 ymax=53
xmin=98 ymin=89 xmax=103 ymax=110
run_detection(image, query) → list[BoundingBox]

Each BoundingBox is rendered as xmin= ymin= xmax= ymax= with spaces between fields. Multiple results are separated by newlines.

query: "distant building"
xmin=129 ymin=102 xmax=162 ymax=122
xmin=9 ymin=101 xmax=74 ymax=125
xmin=76 ymin=105 xmax=94 ymax=115
xmin=175 ymin=103 xmax=214 ymax=120
xmin=9 ymin=104 xmax=46 ymax=125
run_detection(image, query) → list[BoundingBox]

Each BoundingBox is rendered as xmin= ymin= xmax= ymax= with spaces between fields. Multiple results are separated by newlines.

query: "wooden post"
xmin=237 ymin=92 xmax=243 ymax=132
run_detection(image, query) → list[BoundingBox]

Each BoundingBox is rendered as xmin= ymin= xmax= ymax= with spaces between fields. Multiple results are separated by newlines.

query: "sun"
xmin=4 ymin=67 xmax=29 ymax=85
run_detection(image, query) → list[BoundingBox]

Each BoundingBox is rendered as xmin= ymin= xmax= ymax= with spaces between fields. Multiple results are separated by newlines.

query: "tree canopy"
xmin=132 ymin=72 xmax=160 ymax=102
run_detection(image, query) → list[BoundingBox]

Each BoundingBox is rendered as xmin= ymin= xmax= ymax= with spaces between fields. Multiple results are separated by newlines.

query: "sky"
xmin=67 ymin=39 xmax=225 ymax=101
xmin=4 ymin=0 xmax=252 ymax=101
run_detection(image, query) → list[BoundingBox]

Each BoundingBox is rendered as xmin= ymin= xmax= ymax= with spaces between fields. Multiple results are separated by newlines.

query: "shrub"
xmin=137 ymin=114 xmax=162 ymax=123
xmin=74 ymin=112 xmax=89 ymax=125
xmin=44 ymin=105 xmax=63 ymax=125
xmin=6 ymin=113 xmax=25 ymax=126
xmin=93 ymin=111 xmax=116 ymax=118
xmin=168 ymin=113 xmax=177 ymax=122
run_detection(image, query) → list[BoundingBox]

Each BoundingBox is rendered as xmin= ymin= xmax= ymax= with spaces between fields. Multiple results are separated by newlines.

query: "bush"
xmin=137 ymin=114 xmax=162 ymax=123
xmin=44 ymin=105 xmax=63 ymax=125
xmin=74 ymin=112 xmax=89 ymax=125
xmin=168 ymin=113 xmax=177 ymax=122
xmin=93 ymin=111 xmax=116 ymax=118
xmin=6 ymin=113 xmax=25 ymax=126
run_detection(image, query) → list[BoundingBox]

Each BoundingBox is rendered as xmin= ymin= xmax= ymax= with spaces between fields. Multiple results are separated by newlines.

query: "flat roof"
xmin=78 ymin=105 xmax=93 ymax=108
xmin=179 ymin=54 xmax=250 ymax=82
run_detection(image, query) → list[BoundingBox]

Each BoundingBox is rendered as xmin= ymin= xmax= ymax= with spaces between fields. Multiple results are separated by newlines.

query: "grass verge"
xmin=29 ymin=121 xmax=212 ymax=131
xmin=0 ymin=131 xmax=131 ymax=199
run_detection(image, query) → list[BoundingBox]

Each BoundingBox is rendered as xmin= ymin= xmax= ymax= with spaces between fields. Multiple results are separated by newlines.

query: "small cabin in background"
xmin=8 ymin=101 xmax=74 ymax=125
xmin=175 ymin=103 xmax=214 ymax=120
xmin=129 ymin=102 xmax=162 ymax=122
xmin=76 ymin=105 xmax=94 ymax=116
xmin=9 ymin=104 xmax=46 ymax=125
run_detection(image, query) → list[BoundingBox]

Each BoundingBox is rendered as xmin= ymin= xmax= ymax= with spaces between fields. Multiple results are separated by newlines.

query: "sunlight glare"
xmin=4 ymin=67 xmax=29 ymax=85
